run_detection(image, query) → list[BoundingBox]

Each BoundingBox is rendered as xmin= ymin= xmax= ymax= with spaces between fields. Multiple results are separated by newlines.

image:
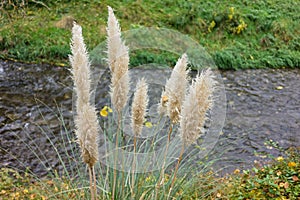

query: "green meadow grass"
xmin=1 ymin=0 xmax=300 ymax=69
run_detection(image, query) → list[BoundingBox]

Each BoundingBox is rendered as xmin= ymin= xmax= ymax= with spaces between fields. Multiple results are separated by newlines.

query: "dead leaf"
xmin=292 ymin=175 xmax=299 ymax=182
xmin=284 ymin=182 xmax=289 ymax=189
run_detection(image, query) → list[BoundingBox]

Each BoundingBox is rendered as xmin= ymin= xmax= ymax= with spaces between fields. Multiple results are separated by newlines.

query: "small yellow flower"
xmin=277 ymin=156 xmax=284 ymax=162
xmin=100 ymin=106 xmax=112 ymax=117
xmin=23 ymin=189 xmax=29 ymax=194
xmin=229 ymin=7 xmax=235 ymax=14
xmin=233 ymin=169 xmax=240 ymax=174
xmin=208 ymin=20 xmax=216 ymax=32
xmin=100 ymin=109 xmax=108 ymax=117
xmin=288 ymin=162 xmax=296 ymax=167
xmin=145 ymin=175 xmax=154 ymax=183
xmin=234 ymin=19 xmax=247 ymax=34
xmin=145 ymin=121 xmax=153 ymax=128
xmin=0 ymin=190 xmax=6 ymax=194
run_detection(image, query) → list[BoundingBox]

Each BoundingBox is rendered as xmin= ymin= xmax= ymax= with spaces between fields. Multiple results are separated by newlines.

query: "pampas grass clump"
xmin=68 ymin=6 xmax=218 ymax=200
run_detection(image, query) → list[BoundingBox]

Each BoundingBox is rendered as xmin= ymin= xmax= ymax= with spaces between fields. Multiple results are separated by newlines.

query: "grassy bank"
xmin=1 ymin=0 xmax=300 ymax=69
xmin=1 ymin=147 xmax=299 ymax=199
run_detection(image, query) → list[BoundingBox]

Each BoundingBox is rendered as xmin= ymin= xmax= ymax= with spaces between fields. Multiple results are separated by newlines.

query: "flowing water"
xmin=0 ymin=60 xmax=299 ymax=176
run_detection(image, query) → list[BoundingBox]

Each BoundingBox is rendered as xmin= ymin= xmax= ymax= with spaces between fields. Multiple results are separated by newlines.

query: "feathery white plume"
xmin=131 ymin=78 xmax=149 ymax=136
xmin=179 ymin=69 xmax=216 ymax=146
xmin=158 ymin=53 xmax=190 ymax=124
xmin=70 ymin=22 xmax=99 ymax=167
xmin=107 ymin=6 xmax=130 ymax=114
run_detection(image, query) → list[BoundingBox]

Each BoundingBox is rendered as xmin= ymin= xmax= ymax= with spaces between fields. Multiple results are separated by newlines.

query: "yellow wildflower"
xmin=235 ymin=19 xmax=247 ymax=34
xmin=100 ymin=106 xmax=112 ymax=117
xmin=277 ymin=156 xmax=284 ymax=162
xmin=208 ymin=20 xmax=216 ymax=32
xmin=288 ymin=162 xmax=296 ymax=167
xmin=145 ymin=175 xmax=154 ymax=183
xmin=100 ymin=109 xmax=108 ymax=117
xmin=145 ymin=121 xmax=153 ymax=128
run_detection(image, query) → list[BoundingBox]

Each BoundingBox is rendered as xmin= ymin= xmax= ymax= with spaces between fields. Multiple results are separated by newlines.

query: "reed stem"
xmin=131 ymin=136 xmax=137 ymax=199
xmin=112 ymin=112 xmax=121 ymax=200
xmin=154 ymin=124 xmax=173 ymax=199
xmin=167 ymin=144 xmax=185 ymax=199
xmin=93 ymin=166 xmax=97 ymax=200
xmin=89 ymin=166 xmax=95 ymax=200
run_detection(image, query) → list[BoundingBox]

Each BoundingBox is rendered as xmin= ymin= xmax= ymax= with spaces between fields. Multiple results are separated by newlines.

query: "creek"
xmin=0 ymin=60 xmax=299 ymax=176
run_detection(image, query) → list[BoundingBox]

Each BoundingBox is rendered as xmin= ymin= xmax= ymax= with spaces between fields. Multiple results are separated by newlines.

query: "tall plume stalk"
xmin=131 ymin=78 xmax=148 ymax=199
xmin=131 ymin=78 xmax=148 ymax=137
xmin=107 ymin=6 xmax=130 ymax=199
xmin=158 ymin=53 xmax=189 ymax=124
xmin=168 ymin=69 xmax=216 ymax=199
xmin=155 ymin=54 xmax=189 ymax=199
xmin=107 ymin=6 xmax=130 ymax=115
xmin=70 ymin=22 xmax=99 ymax=200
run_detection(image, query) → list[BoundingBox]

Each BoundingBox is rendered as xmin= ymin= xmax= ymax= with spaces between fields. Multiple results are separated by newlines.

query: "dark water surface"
xmin=0 ymin=60 xmax=299 ymax=176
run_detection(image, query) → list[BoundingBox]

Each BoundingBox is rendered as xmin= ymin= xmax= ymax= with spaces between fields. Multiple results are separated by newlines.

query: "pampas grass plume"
xmin=131 ymin=78 xmax=149 ymax=136
xmin=179 ymin=69 xmax=216 ymax=146
xmin=69 ymin=22 xmax=99 ymax=167
xmin=107 ymin=6 xmax=130 ymax=114
xmin=158 ymin=53 xmax=189 ymax=124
